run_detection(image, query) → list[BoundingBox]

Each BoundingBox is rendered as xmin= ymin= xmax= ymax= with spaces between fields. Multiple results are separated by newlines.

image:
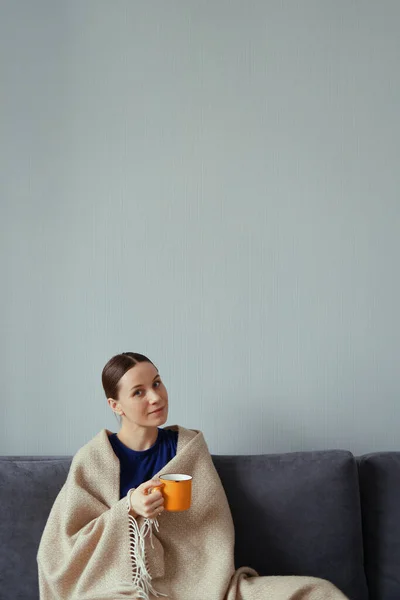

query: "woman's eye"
xmin=134 ymin=390 xmax=142 ymax=396
xmin=154 ymin=380 xmax=161 ymax=388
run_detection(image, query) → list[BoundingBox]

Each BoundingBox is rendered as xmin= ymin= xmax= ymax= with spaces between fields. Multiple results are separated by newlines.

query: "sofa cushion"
xmin=213 ymin=450 xmax=368 ymax=600
xmin=358 ymin=452 xmax=400 ymax=600
xmin=0 ymin=456 xmax=71 ymax=600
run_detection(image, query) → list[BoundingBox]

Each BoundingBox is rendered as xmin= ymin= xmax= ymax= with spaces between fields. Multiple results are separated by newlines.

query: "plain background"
xmin=1 ymin=1 xmax=399 ymax=456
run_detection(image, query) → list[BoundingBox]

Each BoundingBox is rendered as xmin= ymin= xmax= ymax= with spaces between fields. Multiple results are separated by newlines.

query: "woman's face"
xmin=109 ymin=362 xmax=168 ymax=428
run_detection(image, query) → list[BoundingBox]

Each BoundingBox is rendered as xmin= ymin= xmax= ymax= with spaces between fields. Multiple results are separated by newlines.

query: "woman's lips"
xmin=150 ymin=407 xmax=164 ymax=415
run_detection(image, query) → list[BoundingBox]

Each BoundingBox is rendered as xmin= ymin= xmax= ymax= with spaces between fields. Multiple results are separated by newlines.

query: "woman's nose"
xmin=149 ymin=390 xmax=161 ymax=403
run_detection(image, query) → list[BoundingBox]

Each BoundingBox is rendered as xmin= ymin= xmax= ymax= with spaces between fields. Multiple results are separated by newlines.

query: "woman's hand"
xmin=128 ymin=478 xmax=164 ymax=519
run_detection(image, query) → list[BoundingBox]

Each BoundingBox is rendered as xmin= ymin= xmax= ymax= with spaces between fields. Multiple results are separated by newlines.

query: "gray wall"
xmin=1 ymin=1 xmax=399 ymax=456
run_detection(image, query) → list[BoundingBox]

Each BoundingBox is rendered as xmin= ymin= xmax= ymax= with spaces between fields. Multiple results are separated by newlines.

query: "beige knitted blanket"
xmin=37 ymin=425 xmax=348 ymax=600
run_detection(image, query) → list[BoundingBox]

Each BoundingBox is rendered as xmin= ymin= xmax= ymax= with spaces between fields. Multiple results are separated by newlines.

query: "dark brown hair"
xmin=102 ymin=352 xmax=156 ymax=400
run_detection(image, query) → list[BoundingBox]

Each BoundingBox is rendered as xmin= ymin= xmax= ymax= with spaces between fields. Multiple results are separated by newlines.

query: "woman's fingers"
xmin=152 ymin=505 xmax=164 ymax=518
xmin=149 ymin=496 xmax=164 ymax=511
xmin=142 ymin=491 xmax=164 ymax=517
xmin=144 ymin=501 xmax=164 ymax=519
xmin=140 ymin=479 xmax=162 ymax=494
xmin=143 ymin=492 xmax=164 ymax=506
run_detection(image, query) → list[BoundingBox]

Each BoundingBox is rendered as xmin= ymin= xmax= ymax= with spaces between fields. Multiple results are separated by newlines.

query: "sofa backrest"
xmin=0 ymin=449 xmax=369 ymax=600
xmin=358 ymin=452 xmax=400 ymax=600
xmin=0 ymin=456 xmax=71 ymax=599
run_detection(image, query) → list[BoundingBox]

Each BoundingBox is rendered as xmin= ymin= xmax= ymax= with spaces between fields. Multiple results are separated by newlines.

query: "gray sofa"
xmin=1 ymin=449 xmax=399 ymax=600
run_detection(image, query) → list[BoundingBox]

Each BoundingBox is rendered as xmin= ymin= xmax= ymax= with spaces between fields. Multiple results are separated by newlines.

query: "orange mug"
xmin=152 ymin=474 xmax=192 ymax=512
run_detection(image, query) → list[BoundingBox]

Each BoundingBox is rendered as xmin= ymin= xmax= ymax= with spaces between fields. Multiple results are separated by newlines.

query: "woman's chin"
xmin=148 ymin=407 xmax=168 ymax=426
xmin=159 ymin=413 xmax=168 ymax=425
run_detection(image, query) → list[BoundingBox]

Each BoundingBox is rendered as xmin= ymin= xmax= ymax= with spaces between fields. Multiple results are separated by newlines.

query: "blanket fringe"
xmin=128 ymin=514 xmax=167 ymax=599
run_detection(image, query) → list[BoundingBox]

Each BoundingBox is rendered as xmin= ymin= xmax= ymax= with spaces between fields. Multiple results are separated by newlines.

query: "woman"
xmin=38 ymin=352 xmax=348 ymax=600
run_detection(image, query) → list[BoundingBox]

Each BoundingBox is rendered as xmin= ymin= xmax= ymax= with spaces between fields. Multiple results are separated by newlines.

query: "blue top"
xmin=108 ymin=428 xmax=178 ymax=498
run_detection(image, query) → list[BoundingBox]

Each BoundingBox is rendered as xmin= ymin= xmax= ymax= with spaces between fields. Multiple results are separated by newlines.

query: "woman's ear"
xmin=107 ymin=398 xmax=124 ymax=416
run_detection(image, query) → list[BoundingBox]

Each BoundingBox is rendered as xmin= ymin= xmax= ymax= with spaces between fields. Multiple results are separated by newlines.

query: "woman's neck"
xmin=117 ymin=425 xmax=159 ymax=451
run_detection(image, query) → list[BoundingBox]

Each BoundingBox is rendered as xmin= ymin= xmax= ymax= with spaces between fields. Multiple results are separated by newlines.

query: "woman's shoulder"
xmin=164 ymin=424 xmax=207 ymax=454
xmin=71 ymin=429 xmax=117 ymax=469
xmin=163 ymin=424 xmax=200 ymax=440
